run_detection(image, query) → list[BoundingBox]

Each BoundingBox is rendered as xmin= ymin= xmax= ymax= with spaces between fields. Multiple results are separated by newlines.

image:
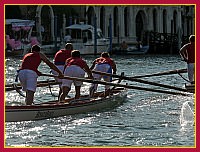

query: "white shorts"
xmin=62 ymin=65 xmax=85 ymax=88
xmin=18 ymin=69 xmax=38 ymax=92
xmin=51 ymin=65 xmax=64 ymax=87
xmin=187 ymin=63 xmax=195 ymax=82
xmin=92 ymin=63 xmax=112 ymax=90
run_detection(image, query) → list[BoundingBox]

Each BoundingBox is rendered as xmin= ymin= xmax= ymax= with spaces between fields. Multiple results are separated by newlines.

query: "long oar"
xmin=92 ymin=70 xmax=188 ymax=92
xmin=6 ymin=79 xmax=57 ymax=88
xmin=131 ymin=68 xmax=187 ymax=78
xmin=5 ymin=77 xmax=120 ymax=92
xmin=40 ymin=73 xmax=189 ymax=96
xmin=5 ymin=80 xmax=60 ymax=91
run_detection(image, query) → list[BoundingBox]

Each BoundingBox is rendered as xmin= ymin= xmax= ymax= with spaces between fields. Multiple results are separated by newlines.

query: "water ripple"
xmin=5 ymin=55 xmax=195 ymax=147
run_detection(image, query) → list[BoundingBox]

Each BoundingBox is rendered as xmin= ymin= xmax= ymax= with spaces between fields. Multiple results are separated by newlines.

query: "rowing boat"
xmin=5 ymin=87 xmax=127 ymax=122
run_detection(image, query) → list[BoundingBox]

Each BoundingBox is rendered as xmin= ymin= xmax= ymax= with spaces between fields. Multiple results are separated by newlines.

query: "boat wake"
xmin=180 ymin=101 xmax=194 ymax=127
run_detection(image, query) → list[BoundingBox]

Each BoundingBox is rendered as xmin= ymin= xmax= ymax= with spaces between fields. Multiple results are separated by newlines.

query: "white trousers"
xmin=51 ymin=65 xmax=64 ymax=87
xmin=91 ymin=64 xmax=112 ymax=91
xmin=18 ymin=69 xmax=38 ymax=92
xmin=62 ymin=65 xmax=85 ymax=88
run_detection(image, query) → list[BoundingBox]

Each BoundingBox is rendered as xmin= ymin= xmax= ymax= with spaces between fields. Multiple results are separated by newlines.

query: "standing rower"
xmin=59 ymin=50 xmax=93 ymax=102
xmin=52 ymin=43 xmax=73 ymax=99
xmin=89 ymin=52 xmax=117 ymax=97
xmin=179 ymin=35 xmax=195 ymax=84
xmin=18 ymin=45 xmax=63 ymax=105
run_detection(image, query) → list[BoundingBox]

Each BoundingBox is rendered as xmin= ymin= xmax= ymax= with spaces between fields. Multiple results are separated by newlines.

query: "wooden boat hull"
xmin=5 ymin=88 xmax=127 ymax=122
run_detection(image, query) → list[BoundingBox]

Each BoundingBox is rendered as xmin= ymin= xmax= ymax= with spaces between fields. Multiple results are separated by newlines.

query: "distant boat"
xmin=126 ymin=45 xmax=149 ymax=55
xmin=5 ymin=19 xmax=58 ymax=56
xmin=113 ymin=45 xmax=149 ymax=55
xmin=62 ymin=23 xmax=110 ymax=55
xmin=5 ymin=19 xmax=35 ymax=57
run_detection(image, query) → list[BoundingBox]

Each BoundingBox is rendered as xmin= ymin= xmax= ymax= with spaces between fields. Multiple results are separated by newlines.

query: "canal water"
xmin=5 ymin=54 xmax=195 ymax=147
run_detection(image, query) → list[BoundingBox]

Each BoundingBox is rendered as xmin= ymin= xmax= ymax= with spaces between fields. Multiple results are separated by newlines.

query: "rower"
xmin=18 ymin=45 xmax=63 ymax=105
xmin=59 ymin=50 xmax=93 ymax=102
xmin=52 ymin=43 xmax=73 ymax=99
xmin=89 ymin=52 xmax=117 ymax=97
xmin=179 ymin=35 xmax=195 ymax=84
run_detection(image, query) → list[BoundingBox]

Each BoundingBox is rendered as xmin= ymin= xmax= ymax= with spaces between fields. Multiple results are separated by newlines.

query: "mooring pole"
xmin=54 ymin=15 xmax=58 ymax=51
xmin=109 ymin=14 xmax=112 ymax=54
xmin=94 ymin=14 xmax=97 ymax=55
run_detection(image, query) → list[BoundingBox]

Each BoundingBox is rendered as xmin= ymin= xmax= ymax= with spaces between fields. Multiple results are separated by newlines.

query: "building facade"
xmin=85 ymin=5 xmax=195 ymax=53
xmin=6 ymin=5 xmax=195 ymax=54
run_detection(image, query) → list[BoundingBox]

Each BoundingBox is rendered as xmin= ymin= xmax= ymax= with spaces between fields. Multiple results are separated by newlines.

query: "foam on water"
xmin=180 ymin=101 xmax=194 ymax=126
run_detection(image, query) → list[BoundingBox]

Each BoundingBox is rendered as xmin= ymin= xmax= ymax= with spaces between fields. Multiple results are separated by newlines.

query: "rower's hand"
xmin=58 ymin=73 xmax=64 ymax=79
xmin=88 ymin=74 xmax=94 ymax=79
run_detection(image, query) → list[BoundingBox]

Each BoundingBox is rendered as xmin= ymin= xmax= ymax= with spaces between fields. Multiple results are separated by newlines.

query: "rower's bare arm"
xmin=179 ymin=44 xmax=188 ymax=61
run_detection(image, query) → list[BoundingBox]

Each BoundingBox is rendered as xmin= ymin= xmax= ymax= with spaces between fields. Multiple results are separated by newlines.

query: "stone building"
xmin=85 ymin=5 xmax=195 ymax=53
xmin=5 ymin=5 xmax=195 ymax=54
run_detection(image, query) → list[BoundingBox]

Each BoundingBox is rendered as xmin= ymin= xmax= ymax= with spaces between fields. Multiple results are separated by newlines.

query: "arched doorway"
xmin=153 ymin=9 xmax=157 ymax=32
xmin=41 ymin=6 xmax=52 ymax=44
xmin=113 ymin=7 xmax=118 ymax=37
xmin=100 ymin=6 xmax=105 ymax=35
xmin=87 ymin=6 xmax=95 ymax=26
xmin=124 ymin=7 xmax=129 ymax=37
xmin=163 ymin=9 xmax=167 ymax=33
xmin=136 ymin=11 xmax=144 ymax=41
xmin=36 ymin=5 xmax=54 ymax=44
